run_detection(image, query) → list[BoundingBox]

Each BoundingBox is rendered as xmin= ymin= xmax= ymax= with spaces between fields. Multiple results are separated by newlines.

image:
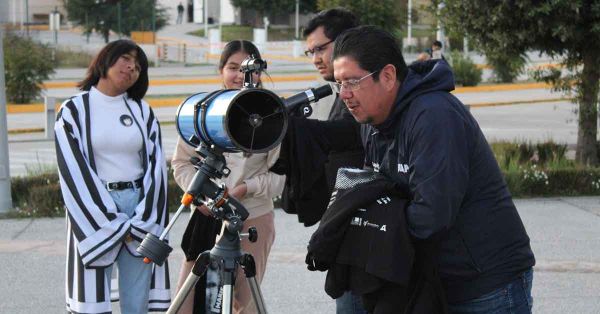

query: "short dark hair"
xmin=333 ymin=26 xmax=407 ymax=82
xmin=303 ymin=8 xmax=359 ymax=40
xmin=78 ymin=39 xmax=149 ymax=102
xmin=432 ymin=40 xmax=443 ymax=49
xmin=218 ymin=40 xmax=261 ymax=72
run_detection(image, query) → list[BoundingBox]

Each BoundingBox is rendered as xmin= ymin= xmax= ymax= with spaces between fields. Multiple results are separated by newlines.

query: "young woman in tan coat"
xmin=171 ymin=40 xmax=284 ymax=314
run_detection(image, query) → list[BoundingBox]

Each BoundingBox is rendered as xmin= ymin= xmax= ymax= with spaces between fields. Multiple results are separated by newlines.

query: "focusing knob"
xmin=248 ymin=227 xmax=258 ymax=242
xmin=301 ymin=104 xmax=313 ymax=117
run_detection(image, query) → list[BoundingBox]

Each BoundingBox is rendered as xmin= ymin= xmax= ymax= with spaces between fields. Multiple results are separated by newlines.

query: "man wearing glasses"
xmin=331 ymin=26 xmax=536 ymax=314
xmin=303 ymin=8 xmax=368 ymax=314
xmin=303 ymin=8 xmax=364 ymax=186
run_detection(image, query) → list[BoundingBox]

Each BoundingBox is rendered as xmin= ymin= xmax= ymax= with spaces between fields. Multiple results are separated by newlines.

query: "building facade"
xmin=3 ymin=0 xmax=66 ymax=25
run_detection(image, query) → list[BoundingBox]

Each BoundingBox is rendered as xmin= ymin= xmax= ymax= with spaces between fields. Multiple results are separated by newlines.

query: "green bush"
xmin=3 ymin=32 xmax=55 ymax=103
xmin=486 ymin=53 xmax=527 ymax=83
xmin=449 ymin=51 xmax=482 ymax=86
xmin=536 ymin=142 xmax=567 ymax=165
xmin=10 ymin=172 xmax=64 ymax=217
xmin=10 ymin=167 xmax=186 ymax=217
xmin=167 ymin=171 xmax=184 ymax=211
xmin=505 ymin=167 xmax=600 ymax=197
xmin=490 ymin=141 xmax=570 ymax=171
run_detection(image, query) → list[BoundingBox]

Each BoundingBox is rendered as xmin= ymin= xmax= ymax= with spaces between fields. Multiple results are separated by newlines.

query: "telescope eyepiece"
xmin=240 ymin=55 xmax=267 ymax=73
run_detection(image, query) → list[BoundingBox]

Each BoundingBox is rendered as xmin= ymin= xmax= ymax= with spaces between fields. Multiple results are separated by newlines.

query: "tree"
xmin=63 ymin=0 xmax=169 ymax=43
xmin=3 ymin=32 xmax=55 ymax=104
xmin=440 ymin=1 xmax=600 ymax=166
xmin=317 ymin=0 xmax=403 ymax=36
xmin=231 ymin=0 xmax=317 ymax=27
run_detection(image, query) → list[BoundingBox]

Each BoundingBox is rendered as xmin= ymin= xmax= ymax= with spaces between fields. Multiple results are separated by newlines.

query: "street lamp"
xmin=152 ymin=0 xmax=156 ymax=34
xmin=407 ymin=0 xmax=412 ymax=47
xmin=49 ymin=7 xmax=60 ymax=45
xmin=25 ymin=0 xmax=30 ymax=36
xmin=295 ymin=0 xmax=299 ymax=39
xmin=436 ymin=2 xmax=446 ymax=45
xmin=0 ymin=27 xmax=14 ymax=213
xmin=204 ymin=0 xmax=208 ymax=38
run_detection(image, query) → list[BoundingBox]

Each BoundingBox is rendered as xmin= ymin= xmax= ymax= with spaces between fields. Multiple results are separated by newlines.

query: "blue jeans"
xmin=107 ymin=186 xmax=153 ymax=314
xmin=336 ymin=291 xmax=368 ymax=314
xmin=449 ymin=268 xmax=534 ymax=314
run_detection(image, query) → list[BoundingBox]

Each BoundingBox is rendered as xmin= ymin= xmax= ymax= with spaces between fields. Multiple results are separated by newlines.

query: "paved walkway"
xmin=1 ymin=197 xmax=599 ymax=313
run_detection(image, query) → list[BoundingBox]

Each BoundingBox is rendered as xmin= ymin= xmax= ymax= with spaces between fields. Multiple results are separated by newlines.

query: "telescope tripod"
xmin=168 ymin=217 xmax=267 ymax=314
xmin=137 ymin=142 xmax=267 ymax=314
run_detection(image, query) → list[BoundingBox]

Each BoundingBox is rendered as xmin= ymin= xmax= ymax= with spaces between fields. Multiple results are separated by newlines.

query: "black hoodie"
xmin=361 ymin=59 xmax=535 ymax=302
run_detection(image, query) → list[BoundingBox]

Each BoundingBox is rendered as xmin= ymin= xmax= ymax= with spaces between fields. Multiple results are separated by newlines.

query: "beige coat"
xmin=171 ymin=137 xmax=285 ymax=219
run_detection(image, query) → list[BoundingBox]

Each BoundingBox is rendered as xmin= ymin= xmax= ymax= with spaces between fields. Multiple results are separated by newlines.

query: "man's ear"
xmin=381 ymin=64 xmax=397 ymax=91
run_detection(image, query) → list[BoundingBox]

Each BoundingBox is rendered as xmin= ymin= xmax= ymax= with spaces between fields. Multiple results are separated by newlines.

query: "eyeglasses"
xmin=304 ymin=39 xmax=334 ymax=57
xmin=332 ymin=70 xmax=380 ymax=94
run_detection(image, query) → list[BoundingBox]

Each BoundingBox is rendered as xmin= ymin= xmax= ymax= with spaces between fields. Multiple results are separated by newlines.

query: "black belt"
xmin=106 ymin=178 xmax=143 ymax=191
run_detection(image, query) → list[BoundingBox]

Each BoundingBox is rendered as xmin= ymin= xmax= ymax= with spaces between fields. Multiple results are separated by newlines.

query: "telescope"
xmin=176 ymin=56 xmax=333 ymax=153
xmin=137 ymin=56 xmax=333 ymax=313
xmin=139 ymin=56 xmax=333 ymax=265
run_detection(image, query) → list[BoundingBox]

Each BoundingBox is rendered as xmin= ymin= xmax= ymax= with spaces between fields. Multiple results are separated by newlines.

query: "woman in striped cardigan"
xmin=55 ymin=40 xmax=170 ymax=314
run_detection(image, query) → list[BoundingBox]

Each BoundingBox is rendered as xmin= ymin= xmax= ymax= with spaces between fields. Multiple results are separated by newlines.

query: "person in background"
xmin=171 ymin=40 xmax=285 ymax=314
xmin=177 ymin=2 xmax=185 ymax=24
xmin=431 ymin=40 xmax=446 ymax=60
xmin=55 ymin=39 xmax=170 ymax=314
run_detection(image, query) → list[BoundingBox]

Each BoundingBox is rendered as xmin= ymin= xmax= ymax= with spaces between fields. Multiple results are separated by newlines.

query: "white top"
xmin=89 ymin=86 xmax=144 ymax=182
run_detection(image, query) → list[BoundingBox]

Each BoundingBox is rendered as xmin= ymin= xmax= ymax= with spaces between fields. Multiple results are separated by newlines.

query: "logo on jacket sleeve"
xmin=351 ymin=216 xmax=362 ymax=226
xmin=376 ymin=196 xmax=391 ymax=204
xmin=372 ymin=162 xmax=380 ymax=172
xmin=398 ymin=163 xmax=409 ymax=173
xmin=350 ymin=216 xmax=387 ymax=232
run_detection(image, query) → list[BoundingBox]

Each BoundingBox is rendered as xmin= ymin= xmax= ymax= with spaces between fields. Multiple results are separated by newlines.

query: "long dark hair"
xmin=218 ymin=40 xmax=262 ymax=72
xmin=78 ymin=40 xmax=149 ymax=102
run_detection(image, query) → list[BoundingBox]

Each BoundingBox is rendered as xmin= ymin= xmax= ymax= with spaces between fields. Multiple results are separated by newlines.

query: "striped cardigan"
xmin=55 ymin=92 xmax=171 ymax=313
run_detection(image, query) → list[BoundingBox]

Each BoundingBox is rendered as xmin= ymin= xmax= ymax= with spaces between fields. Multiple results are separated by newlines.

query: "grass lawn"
xmin=188 ymin=25 xmax=298 ymax=42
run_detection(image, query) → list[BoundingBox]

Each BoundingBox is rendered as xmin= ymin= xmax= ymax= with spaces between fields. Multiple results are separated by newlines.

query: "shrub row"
xmin=505 ymin=166 xmax=600 ymax=197
xmin=9 ymin=170 xmax=184 ymax=218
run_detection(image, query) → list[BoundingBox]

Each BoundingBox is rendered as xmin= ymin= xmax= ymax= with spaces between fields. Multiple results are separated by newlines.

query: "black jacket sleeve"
xmin=305 ymin=118 xmax=364 ymax=152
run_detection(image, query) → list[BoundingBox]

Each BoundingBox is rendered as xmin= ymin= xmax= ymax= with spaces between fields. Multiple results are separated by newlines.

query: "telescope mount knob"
xmin=248 ymin=227 xmax=258 ymax=243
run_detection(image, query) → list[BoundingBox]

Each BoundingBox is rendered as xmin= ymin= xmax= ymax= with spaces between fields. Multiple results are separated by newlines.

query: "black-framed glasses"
xmin=332 ymin=70 xmax=380 ymax=94
xmin=304 ymin=39 xmax=334 ymax=57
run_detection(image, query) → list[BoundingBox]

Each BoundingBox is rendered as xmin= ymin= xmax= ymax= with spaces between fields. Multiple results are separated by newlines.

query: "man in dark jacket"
xmin=331 ymin=25 xmax=535 ymax=313
xmin=303 ymin=8 xmax=367 ymax=314
xmin=278 ymin=8 xmax=364 ymax=228
xmin=304 ymin=8 xmax=365 ymax=191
